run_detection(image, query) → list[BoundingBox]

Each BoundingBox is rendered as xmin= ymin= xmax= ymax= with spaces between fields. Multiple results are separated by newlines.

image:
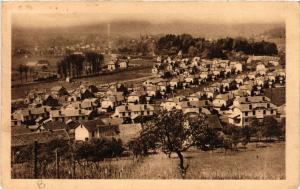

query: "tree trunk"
xmin=176 ymin=151 xmax=185 ymax=177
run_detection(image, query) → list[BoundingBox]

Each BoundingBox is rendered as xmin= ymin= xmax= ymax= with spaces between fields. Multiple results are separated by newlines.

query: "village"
xmin=11 ymin=52 xmax=285 ymax=151
xmin=10 ymin=17 xmax=288 ymax=179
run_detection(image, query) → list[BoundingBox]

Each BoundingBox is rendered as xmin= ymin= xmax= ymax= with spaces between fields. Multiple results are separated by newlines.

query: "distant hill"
xmin=262 ymin=27 xmax=285 ymax=39
xmin=12 ymin=21 xmax=285 ymax=50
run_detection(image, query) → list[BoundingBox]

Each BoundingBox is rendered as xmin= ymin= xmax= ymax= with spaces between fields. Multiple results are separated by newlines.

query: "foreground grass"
xmin=12 ymin=142 xmax=285 ymax=179
xmin=126 ymin=142 xmax=285 ymax=179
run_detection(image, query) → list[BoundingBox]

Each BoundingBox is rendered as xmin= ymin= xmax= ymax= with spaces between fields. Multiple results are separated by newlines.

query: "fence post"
xmin=55 ymin=148 xmax=60 ymax=179
xmin=33 ymin=140 xmax=38 ymax=179
xmin=72 ymin=153 xmax=76 ymax=179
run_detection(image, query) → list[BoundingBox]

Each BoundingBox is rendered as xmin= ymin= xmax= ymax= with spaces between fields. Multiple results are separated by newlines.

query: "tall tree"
xmin=130 ymin=110 xmax=208 ymax=177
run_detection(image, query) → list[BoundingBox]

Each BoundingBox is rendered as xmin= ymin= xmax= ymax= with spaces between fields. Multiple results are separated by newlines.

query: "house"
xmin=50 ymin=107 xmax=94 ymax=123
xmin=43 ymin=95 xmax=59 ymax=107
xmin=157 ymin=81 xmax=168 ymax=94
xmin=255 ymin=77 xmax=265 ymax=87
xmin=210 ymin=83 xmax=221 ymax=93
xmin=228 ymin=102 xmax=277 ymax=127
xmin=235 ymin=75 xmax=244 ymax=86
xmin=228 ymin=96 xmax=277 ymax=127
xmin=107 ymin=61 xmax=116 ymax=71
xmin=234 ymin=62 xmax=243 ymax=73
xmin=146 ymin=85 xmax=157 ymax=97
xmin=212 ymin=93 xmax=234 ymax=109
xmin=143 ymin=78 xmax=164 ymax=86
xmin=119 ymin=61 xmax=128 ymax=69
xmin=256 ymin=63 xmax=266 ymax=76
xmin=266 ymin=72 xmax=276 ymax=81
xmin=51 ymin=86 xmax=69 ymax=97
xmin=79 ymin=88 xmax=95 ymax=100
xmin=247 ymin=72 xmax=256 ymax=80
xmin=112 ymin=104 xmax=155 ymax=123
xmin=187 ymin=94 xmax=199 ymax=102
xmin=170 ymin=78 xmax=179 ymax=89
xmin=160 ymin=99 xmax=179 ymax=111
xmin=88 ymin=85 xmax=99 ymax=93
xmin=185 ymin=75 xmax=194 ymax=85
xmin=11 ymin=106 xmax=52 ymax=126
xmin=100 ymin=96 xmax=115 ymax=112
xmin=224 ymin=66 xmax=232 ymax=76
xmin=127 ymin=91 xmax=146 ymax=104
xmin=199 ymin=71 xmax=208 ymax=82
xmin=66 ymin=98 xmax=99 ymax=111
xmin=74 ymin=119 xmax=119 ymax=141
xmin=221 ymin=79 xmax=231 ymax=92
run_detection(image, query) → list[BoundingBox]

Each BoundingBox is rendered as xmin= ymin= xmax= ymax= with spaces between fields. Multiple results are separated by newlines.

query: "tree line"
xmin=156 ymin=34 xmax=278 ymax=58
xmin=56 ymin=52 xmax=104 ymax=79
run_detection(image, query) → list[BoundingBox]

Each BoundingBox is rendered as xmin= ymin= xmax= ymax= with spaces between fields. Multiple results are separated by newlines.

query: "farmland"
xmin=11 ymin=57 xmax=155 ymax=100
xmin=12 ymin=142 xmax=285 ymax=179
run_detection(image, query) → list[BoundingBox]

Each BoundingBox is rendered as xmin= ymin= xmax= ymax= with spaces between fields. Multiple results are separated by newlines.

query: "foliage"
xmin=129 ymin=110 xmax=208 ymax=177
xmin=74 ymin=138 xmax=124 ymax=162
xmin=156 ymin=34 xmax=278 ymax=58
xmin=57 ymin=52 xmax=104 ymax=79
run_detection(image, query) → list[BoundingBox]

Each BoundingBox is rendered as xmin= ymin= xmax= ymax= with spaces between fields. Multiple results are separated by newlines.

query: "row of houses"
xmin=11 ymin=55 xmax=285 ymax=147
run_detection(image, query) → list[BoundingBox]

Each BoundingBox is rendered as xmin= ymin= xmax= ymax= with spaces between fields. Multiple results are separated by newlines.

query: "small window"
xmin=147 ymin=111 xmax=150 ymax=115
xmin=271 ymin=110 xmax=274 ymax=114
xmin=245 ymin=118 xmax=248 ymax=122
xmin=245 ymin=112 xmax=248 ymax=116
xmin=253 ymin=111 xmax=256 ymax=115
xmin=92 ymin=131 xmax=95 ymax=137
xmin=249 ymin=105 xmax=252 ymax=109
xmin=263 ymin=110 xmax=266 ymax=115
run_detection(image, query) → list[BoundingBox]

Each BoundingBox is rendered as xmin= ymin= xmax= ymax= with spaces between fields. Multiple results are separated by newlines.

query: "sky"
xmin=12 ymin=3 xmax=285 ymax=29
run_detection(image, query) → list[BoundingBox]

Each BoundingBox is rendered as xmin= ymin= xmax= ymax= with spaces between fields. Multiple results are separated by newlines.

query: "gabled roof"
xmin=79 ymin=119 xmax=106 ymax=132
xmin=51 ymin=86 xmax=65 ymax=92
xmin=206 ymin=115 xmax=223 ymax=129
xmin=11 ymin=126 xmax=33 ymax=136
xmin=43 ymin=121 xmax=69 ymax=131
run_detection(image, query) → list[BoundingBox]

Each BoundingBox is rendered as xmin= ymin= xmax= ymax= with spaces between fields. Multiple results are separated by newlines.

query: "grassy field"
xmin=12 ymin=142 xmax=285 ymax=179
xmin=11 ymin=67 xmax=154 ymax=100
xmin=125 ymin=142 xmax=285 ymax=179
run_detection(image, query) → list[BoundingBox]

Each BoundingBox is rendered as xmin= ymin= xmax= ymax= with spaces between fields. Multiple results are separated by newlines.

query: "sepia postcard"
xmin=1 ymin=2 xmax=299 ymax=189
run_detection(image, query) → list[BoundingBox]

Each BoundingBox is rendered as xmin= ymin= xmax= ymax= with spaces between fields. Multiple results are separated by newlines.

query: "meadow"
xmin=12 ymin=142 xmax=285 ymax=179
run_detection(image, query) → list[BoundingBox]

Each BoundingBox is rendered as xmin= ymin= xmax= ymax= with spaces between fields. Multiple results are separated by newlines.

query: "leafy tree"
xmin=129 ymin=110 xmax=208 ymax=177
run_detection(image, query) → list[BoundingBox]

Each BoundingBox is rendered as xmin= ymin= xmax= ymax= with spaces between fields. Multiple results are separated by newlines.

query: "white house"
xmin=234 ymin=63 xmax=243 ymax=73
xmin=107 ymin=61 xmax=116 ymax=71
xmin=256 ymin=63 xmax=266 ymax=76
xmin=119 ymin=61 xmax=128 ymax=69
